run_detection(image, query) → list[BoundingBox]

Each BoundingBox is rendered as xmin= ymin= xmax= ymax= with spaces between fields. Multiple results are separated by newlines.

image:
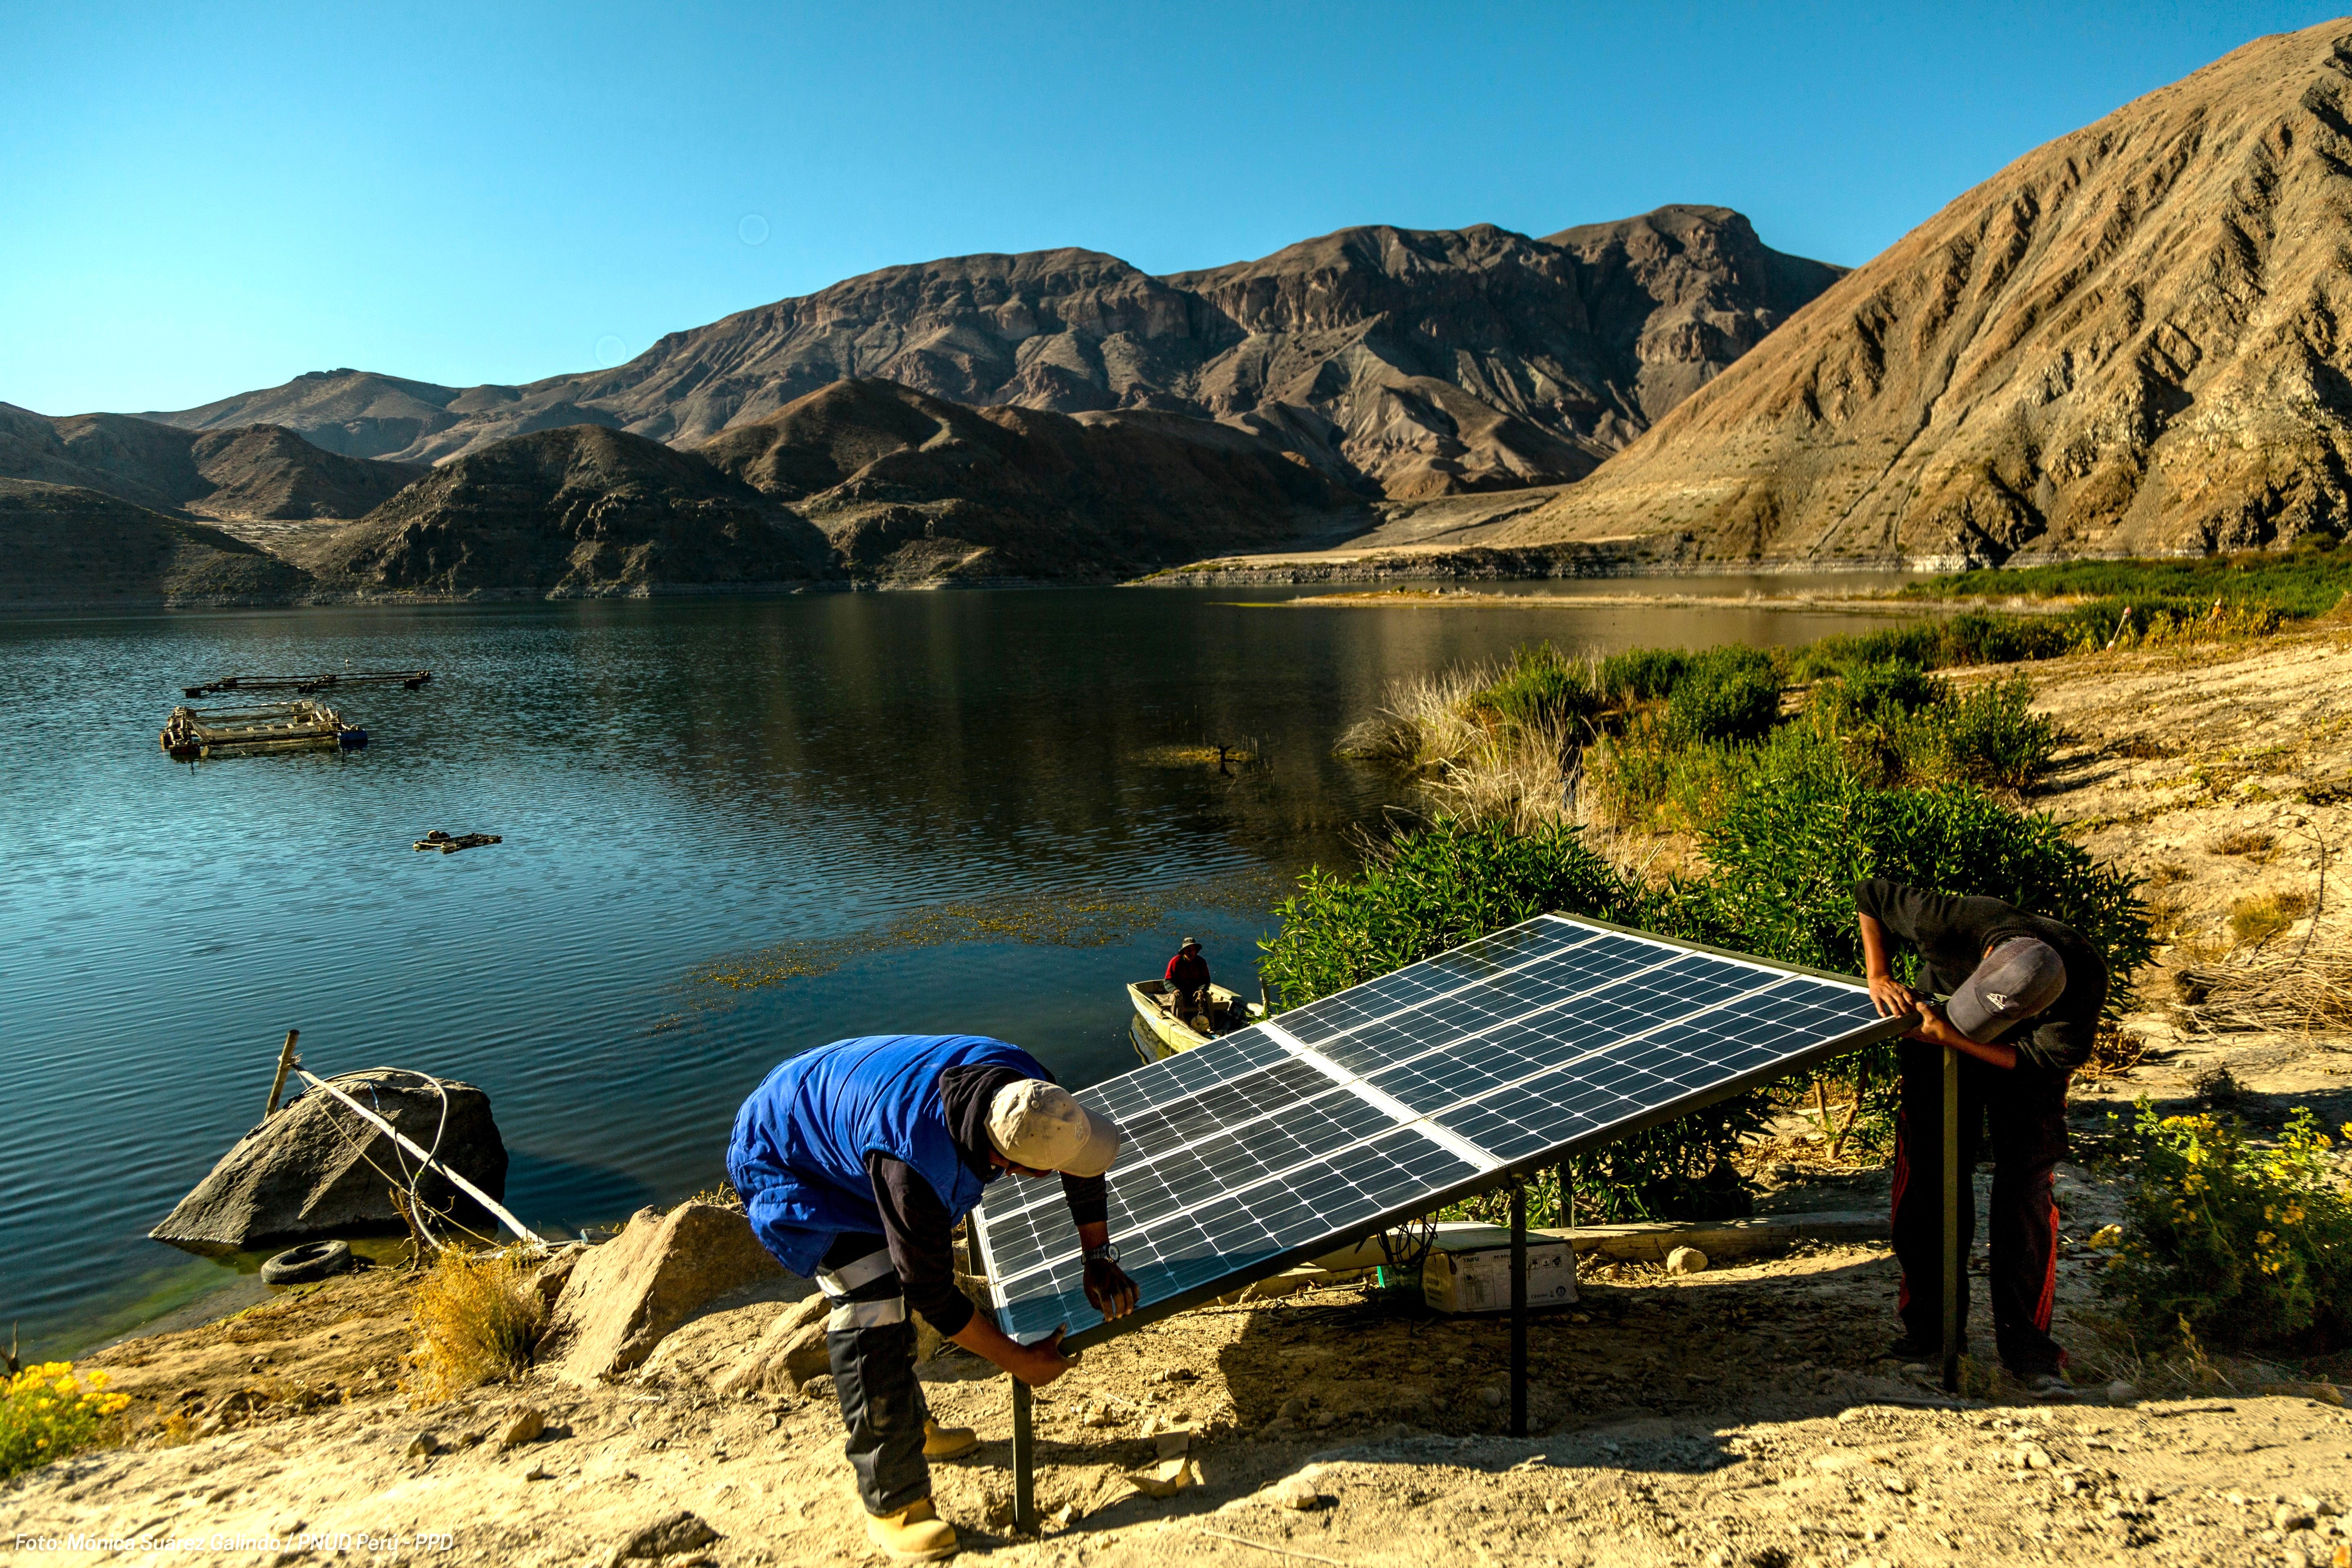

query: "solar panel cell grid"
xmin=972 ymin=914 xmax=1901 ymax=1346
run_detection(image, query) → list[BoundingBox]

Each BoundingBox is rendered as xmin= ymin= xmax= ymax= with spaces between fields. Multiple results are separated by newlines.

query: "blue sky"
xmin=2 ymin=1 xmax=2341 ymax=416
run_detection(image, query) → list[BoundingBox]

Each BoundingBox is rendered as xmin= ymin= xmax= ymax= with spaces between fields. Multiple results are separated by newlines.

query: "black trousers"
xmin=818 ymin=1232 xmax=931 ymax=1516
xmin=1890 ymin=1040 xmax=2070 ymax=1375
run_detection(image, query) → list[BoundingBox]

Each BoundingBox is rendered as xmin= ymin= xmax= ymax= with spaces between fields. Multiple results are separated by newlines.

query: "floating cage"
xmin=159 ymin=700 xmax=367 ymax=759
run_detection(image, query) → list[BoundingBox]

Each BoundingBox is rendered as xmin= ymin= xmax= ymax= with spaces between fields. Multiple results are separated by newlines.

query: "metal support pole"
xmin=1011 ymin=1378 xmax=1036 ymax=1532
xmin=262 ymin=1029 xmax=300 ymax=1121
xmin=1509 ymin=1177 xmax=1528 ymax=1438
xmin=1940 ymin=1044 xmax=1962 ymax=1394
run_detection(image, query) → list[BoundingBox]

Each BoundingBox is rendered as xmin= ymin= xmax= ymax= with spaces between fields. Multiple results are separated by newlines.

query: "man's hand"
xmin=1005 ymin=1326 xmax=1078 ymax=1387
xmin=1084 ymin=1256 xmax=1139 ymax=1321
xmin=1867 ymin=973 xmax=1919 ymax=1019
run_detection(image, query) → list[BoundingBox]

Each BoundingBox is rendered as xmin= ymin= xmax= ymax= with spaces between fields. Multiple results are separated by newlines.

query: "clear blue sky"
xmin=2 ymin=1 xmax=2341 ymax=416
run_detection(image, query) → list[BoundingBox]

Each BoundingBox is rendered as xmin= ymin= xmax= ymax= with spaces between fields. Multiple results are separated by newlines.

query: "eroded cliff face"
xmin=1498 ymin=21 xmax=2352 ymax=566
xmin=0 ymin=403 xmax=423 ymax=519
xmin=296 ymin=425 xmax=834 ymax=599
xmin=140 ymin=208 xmax=1841 ymax=501
xmin=699 ymin=378 xmax=1357 ymax=584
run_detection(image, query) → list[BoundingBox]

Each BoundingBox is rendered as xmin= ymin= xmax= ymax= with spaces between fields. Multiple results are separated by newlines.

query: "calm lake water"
xmin=0 ymin=579 xmax=1921 ymax=1355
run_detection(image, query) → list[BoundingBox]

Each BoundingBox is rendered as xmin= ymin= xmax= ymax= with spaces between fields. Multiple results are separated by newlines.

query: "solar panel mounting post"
xmin=1940 ymin=1044 xmax=1962 ymax=1393
xmin=1509 ymin=1176 xmax=1528 ymax=1438
xmin=1011 ymin=1379 xmax=1036 ymax=1532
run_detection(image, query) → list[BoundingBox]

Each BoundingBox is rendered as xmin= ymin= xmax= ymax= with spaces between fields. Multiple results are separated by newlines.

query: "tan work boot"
xmin=922 ymin=1418 xmax=980 ymax=1459
xmin=866 ymin=1497 xmax=958 ymax=1561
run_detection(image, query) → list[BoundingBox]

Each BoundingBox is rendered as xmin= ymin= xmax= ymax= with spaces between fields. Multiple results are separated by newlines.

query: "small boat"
xmin=1127 ymin=980 xmax=1266 ymax=1062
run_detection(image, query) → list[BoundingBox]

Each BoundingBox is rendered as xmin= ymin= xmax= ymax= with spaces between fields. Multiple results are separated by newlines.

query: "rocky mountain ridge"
xmin=138 ymin=207 xmax=1843 ymax=500
xmin=1495 ymin=20 xmax=2352 ymax=565
xmin=0 ymin=402 xmax=424 ymax=521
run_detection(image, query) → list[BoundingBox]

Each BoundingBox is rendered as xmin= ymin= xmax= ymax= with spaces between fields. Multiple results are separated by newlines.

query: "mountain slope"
xmin=0 ymin=403 xmax=425 ymax=520
xmin=140 ymin=209 xmax=1842 ymax=499
xmin=700 ymin=378 xmax=1358 ymax=582
xmin=1497 ymin=20 xmax=2352 ymax=565
xmin=297 ymin=425 xmax=835 ymax=598
xmin=0 ymin=479 xmax=318 ymax=606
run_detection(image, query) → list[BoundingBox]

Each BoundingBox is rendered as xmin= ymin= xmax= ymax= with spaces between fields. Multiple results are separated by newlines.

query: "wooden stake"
xmin=263 ymin=1030 xmax=300 ymax=1121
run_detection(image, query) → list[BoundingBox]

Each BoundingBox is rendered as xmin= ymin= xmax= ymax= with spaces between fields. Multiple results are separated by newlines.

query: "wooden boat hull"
xmin=1127 ymin=980 xmax=1263 ymax=1063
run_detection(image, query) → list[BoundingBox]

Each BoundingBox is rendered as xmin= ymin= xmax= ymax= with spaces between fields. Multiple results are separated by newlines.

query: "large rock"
xmin=710 ymin=1294 xmax=835 ymax=1397
xmin=542 ymin=1202 xmax=785 ymax=1383
xmin=150 ymin=1068 xmax=507 ymax=1252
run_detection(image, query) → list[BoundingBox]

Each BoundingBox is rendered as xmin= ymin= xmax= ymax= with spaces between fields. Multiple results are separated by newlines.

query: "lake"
xmin=0 ymin=579 xmax=1922 ymax=1355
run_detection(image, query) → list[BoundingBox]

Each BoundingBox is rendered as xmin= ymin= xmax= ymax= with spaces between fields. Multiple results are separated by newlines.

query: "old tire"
xmin=260 ymin=1240 xmax=354 ymax=1285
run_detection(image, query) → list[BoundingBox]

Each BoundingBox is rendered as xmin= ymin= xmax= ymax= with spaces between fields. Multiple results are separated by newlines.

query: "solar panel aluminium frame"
xmin=972 ymin=914 xmax=1912 ymax=1352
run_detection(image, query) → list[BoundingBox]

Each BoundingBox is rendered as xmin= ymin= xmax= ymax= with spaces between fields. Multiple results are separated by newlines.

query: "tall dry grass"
xmin=1339 ymin=657 xmax=1587 ymax=832
xmin=403 ymin=1247 xmax=548 ymax=1404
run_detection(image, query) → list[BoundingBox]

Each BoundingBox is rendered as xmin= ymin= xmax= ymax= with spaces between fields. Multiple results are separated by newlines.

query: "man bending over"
xmin=728 ymin=1034 xmax=1139 ymax=1561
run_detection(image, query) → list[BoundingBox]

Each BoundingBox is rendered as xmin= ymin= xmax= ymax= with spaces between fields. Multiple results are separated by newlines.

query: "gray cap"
xmin=1947 ymin=936 xmax=2067 ymax=1042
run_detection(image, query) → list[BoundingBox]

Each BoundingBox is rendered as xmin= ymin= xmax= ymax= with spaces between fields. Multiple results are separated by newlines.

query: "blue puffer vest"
xmin=724 ymin=1033 xmax=1045 ymax=1277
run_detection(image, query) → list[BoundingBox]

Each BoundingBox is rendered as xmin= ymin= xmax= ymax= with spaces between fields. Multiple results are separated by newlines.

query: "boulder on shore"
xmin=541 ymin=1202 xmax=784 ymax=1383
xmin=150 ymin=1069 xmax=508 ymax=1252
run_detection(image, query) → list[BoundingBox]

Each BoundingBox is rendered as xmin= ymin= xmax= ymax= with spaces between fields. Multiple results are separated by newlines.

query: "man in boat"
xmin=1165 ymin=936 xmax=1213 ymax=1027
xmin=727 ymin=1035 xmax=1138 ymax=1562
xmin=1855 ymin=878 xmax=2107 ymax=1393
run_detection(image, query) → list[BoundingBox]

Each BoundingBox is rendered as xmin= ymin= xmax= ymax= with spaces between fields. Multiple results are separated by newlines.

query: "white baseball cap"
xmin=986 ymin=1080 xmax=1124 ymax=1176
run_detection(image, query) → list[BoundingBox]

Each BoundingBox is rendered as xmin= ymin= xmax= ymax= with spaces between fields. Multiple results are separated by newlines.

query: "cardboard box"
xmin=1421 ymin=1237 xmax=1579 ymax=1315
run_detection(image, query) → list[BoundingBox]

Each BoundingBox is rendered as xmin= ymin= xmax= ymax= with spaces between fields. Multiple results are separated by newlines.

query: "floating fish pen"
xmin=159 ymin=701 xmax=368 ymax=759
xmin=182 ymin=669 xmax=432 ymax=698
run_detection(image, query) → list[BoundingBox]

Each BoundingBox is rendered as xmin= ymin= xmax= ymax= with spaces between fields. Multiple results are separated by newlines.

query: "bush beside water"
xmin=1275 ymin=596 xmax=2181 ymax=1228
xmin=1902 ymin=540 xmax=2352 ymax=622
xmin=1 ymin=1361 xmax=128 ymax=1479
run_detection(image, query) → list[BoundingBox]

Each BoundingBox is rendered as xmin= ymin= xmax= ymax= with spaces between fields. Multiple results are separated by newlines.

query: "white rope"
xmin=292 ymin=1067 xmax=546 ymax=1248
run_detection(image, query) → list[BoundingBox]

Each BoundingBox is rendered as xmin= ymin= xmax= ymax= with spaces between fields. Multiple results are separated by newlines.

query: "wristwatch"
xmin=1082 ymin=1242 xmax=1121 ymax=1264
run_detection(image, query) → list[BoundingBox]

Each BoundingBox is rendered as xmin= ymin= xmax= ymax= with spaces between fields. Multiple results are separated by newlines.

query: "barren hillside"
xmin=1497 ymin=20 xmax=2352 ymax=566
xmin=138 ymin=209 xmax=1841 ymax=500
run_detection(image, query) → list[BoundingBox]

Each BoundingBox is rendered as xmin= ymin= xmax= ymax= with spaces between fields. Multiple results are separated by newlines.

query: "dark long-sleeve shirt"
xmin=864 ymin=1062 xmax=1106 ymax=1336
xmin=1854 ymin=877 xmax=2108 ymax=1075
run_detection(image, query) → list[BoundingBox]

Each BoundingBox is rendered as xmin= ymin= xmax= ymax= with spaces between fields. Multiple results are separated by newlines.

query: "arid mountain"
xmin=701 ymin=378 xmax=1358 ymax=582
xmin=140 ymin=208 xmax=1842 ymax=499
xmin=1497 ymin=21 xmax=2352 ymax=566
xmin=297 ymin=425 xmax=834 ymax=599
xmin=0 ymin=403 xmax=424 ymax=520
xmin=0 ymin=479 xmax=318 ymax=607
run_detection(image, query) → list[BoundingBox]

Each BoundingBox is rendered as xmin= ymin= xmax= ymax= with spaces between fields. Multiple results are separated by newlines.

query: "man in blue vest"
xmin=728 ymin=1034 xmax=1138 ymax=1561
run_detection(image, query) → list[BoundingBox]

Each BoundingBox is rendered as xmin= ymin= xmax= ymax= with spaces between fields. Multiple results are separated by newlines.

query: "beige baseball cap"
xmin=986 ymin=1080 xmax=1124 ymax=1176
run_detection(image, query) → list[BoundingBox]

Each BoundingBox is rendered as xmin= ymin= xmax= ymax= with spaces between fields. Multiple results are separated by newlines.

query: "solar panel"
xmin=970 ymin=913 xmax=1908 ymax=1347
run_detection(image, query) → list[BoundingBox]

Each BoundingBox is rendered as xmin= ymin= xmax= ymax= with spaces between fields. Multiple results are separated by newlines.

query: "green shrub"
xmin=1468 ymin=643 xmax=1600 ymax=735
xmin=1924 ymin=672 xmax=2058 ymax=790
xmin=1597 ymin=646 xmax=1689 ymax=704
xmin=1662 ymin=659 xmax=1782 ymax=747
xmin=1594 ymin=718 xmax=1841 ymax=837
xmin=1686 ymin=768 xmax=2152 ymax=1008
xmin=2102 ymin=1104 xmax=2352 ymax=1353
xmin=2 ymin=1362 xmax=128 ymax=1479
xmin=1815 ymin=658 xmax=1948 ymax=731
xmin=1907 ymin=547 xmax=2352 ymax=621
xmin=1257 ymin=817 xmax=1643 ymax=1007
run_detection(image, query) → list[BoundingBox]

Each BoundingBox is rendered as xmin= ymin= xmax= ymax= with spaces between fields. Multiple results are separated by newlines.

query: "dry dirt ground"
xmin=12 ymin=630 xmax=2352 ymax=1568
